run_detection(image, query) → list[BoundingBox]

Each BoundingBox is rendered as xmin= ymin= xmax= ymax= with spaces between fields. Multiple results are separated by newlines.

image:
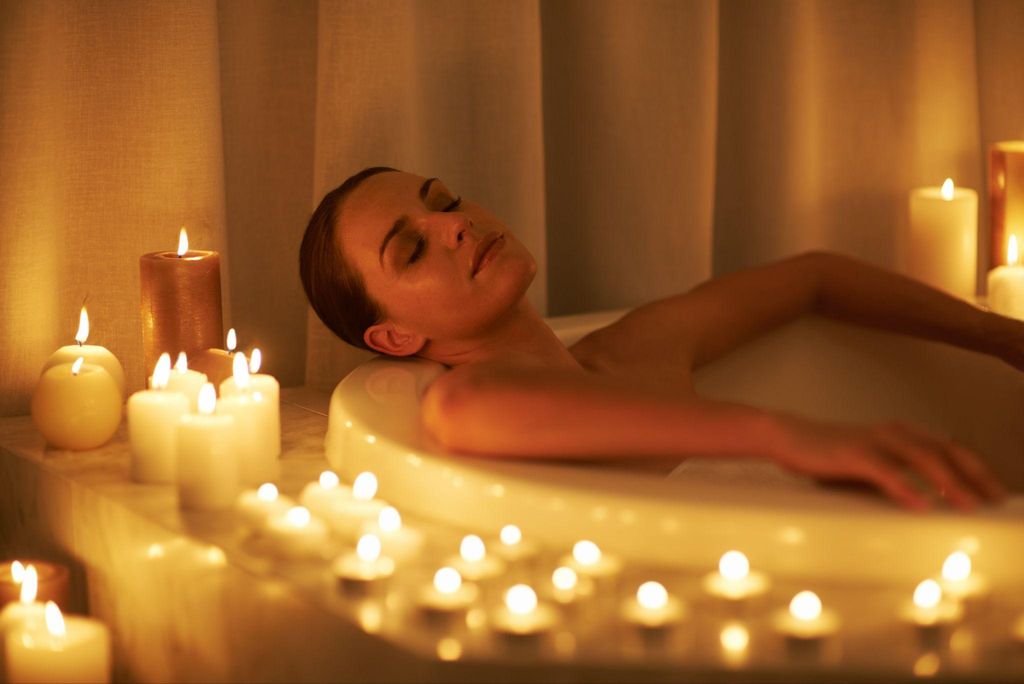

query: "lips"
xmin=471 ymin=232 xmax=504 ymax=277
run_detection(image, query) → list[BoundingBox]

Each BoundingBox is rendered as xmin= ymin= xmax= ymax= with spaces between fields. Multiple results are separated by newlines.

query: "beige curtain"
xmin=2 ymin=0 xmax=1022 ymax=414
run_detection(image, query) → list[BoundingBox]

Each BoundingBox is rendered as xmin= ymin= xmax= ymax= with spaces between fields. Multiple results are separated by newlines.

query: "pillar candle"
xmin=988 ymin=141 xmax=1024 ymax=271
xmin=139 ymin=227 xmax=223 ymax=376
xmin=40 ymin=307 xmax=126 ymax=399
xmin=218 ymin=351 xmax=280 ymax=465
xmin=31 ymin=359 xmax=121 ymax=451
xmin=220 ymin=348 xmax=280 ymax=449
xmin=987 ymin=234 xmax=1024 ymax=319
xmin=128 ymin=356 xmax=189 ymax=484
xmin=177 ymin=384 xmax=239 ymax=511
xmin=907 ymin=178 xmax=978 ymax=300
xmin=217 ymin=387 xmax=279 ymax=486
xmin=0 ymin=566 xmax=45 ymax=634
xmin=5 ymin=602 xmax=110 ymax=684
xmin=162 ymin=352 xmax=207 ymax=412
xmin=189 ymin=328 xmax=237 ymax=393
xmin=0 ymin=562 xmax=68 ymax=609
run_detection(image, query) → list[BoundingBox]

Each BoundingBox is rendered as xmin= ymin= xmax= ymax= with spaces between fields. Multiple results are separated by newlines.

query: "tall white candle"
xmin=177 ymin=384 xmax=239 ymax=511
xmin=40 ymin=307 xmax=126 ymax=399
xmin=162 ymin=352 xmax=208 ymax=412
xmin=219 ymin=347 xmax=280 ymax=451
xmin=4 ymin=602 xmax=110 ymax=684
xmin=907 ymin=178 xmax=978 ymax=300
xmin=128 ymin=355 xmax=189 ymax=483
xmin=216 ymin=354 xmax=278 ymax=486
xmin=987 ymin=235 xmax=1024 ymax=319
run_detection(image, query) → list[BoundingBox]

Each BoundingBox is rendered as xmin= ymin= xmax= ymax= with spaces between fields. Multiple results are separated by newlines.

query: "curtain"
xmin=2 ymin=0 xmax=1022 ymax=415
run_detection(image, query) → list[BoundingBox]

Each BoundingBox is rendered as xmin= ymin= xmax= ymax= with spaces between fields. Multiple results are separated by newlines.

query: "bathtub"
xmin=324 ymin=310 xmax=1024 ymax=586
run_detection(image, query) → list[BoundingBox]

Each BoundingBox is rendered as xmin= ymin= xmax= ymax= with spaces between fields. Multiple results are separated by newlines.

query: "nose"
xmin=422 ymin=211 xmax=472 ymax=249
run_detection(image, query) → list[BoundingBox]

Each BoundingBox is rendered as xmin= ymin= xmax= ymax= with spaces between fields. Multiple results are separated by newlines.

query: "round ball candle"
xmin=899 ymin=579 xmax=962 ymax=629
xmin=562 ymin=540 xmax=622 ymax=580
xmin=417 ymin=567 xmax=479 ymax=615
xmin=490 ymin=584 xmax=557 ymax=636
xmin=449 ymin=535 xmax=506 ymax=582
xmin=621 ymin=581 xmax=685 ymax=629
xmin=263 ymin=506 xmax=329 ymax=559
xmin=31 ymin=358 xmax=121 ymax=451
xmin=220 ymin=348 xmax=281 ymax=449
xmin=176 ymin=384 xmax=239 ymax=511
xmin=772 ymin=590 xmax=840 ymax=640
xmin=702 ymin=550 xmax=771 ymax=601
xmin=0 ymin=562 xmax=68 ymax=609
xmin=235 ymin=483 xmax=294 ymax=528
xmin=987 ymin=235 xmax=1024 ymax=319
xmin=128 ymin=356 xmax=189 ymax=484
xmin=359 ymin=507 xmax=424 ymax=563
xmin=41 ymin=307 xmax=126 ymax=399
xmin=938 ymin=551 xmax=988 ymax=602
xmin=163 ymin=352 xmax=208 ymax=412
xmin=907 ymin=178 xmax=978 ymax=300
xmin=5 ymin=602 xmax=110 ymax=684
xmin=332 ymin=534 xmax=395 ymax=587
xmin=216 ymin=354 xmax=279 ymax=485
xmin=139 ymin=227 xmax=224 ymax=376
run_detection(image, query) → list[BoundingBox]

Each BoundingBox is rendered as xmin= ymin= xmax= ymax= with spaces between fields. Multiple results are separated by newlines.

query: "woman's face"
xmin=336 ymin=170 xmax=536 ymax=351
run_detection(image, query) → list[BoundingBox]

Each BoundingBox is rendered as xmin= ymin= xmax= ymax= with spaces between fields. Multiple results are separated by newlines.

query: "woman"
xmin=300 ymin=166 xmax=1011 ymax=512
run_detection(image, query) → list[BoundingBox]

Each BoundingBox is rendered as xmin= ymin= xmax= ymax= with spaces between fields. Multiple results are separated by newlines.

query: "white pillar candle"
xmin=177 ymin=384 xmax=239 ymax=511
xmin=235 ymin=483 xmax=294 ymax=528
xmin=448 ymin=534 xmax=506 ymax=582
xmin=219 ymin=348 xmax=280 ymax=450
xmin=701 ymin=550 xmax=771 ymax=601
xmin=161 ymin=352 xmax=208 ymax=412
xmin=4 ymin=602 xmax=110 ymax=684
xmin=907 ymin=178 xmax=978 ymax=300
xmin=0 ymin=567 xmax=45 ymax=635
xmin=41 ymin=307 xmax=126 ymax=399
xmin=263 ymin=506 xmax=329 ymax=559
xmin=987 ymin=235 xmax=1024 ymax=319
xmin=621 ymin=581 xmax=685 ymax=630
xmin=772 ymin=590 xmax=840 ymax=640
xmin=31 ymin=358 xmax=122 ymax=451
xmin=128 ymin=356 xmax=189 ymax=484
xmin=216 ymin=357 xmax=278 ymax=486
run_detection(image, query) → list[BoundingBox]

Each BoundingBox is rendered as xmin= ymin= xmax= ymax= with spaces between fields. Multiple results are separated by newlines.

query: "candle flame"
xmin=572 ymin=540 xmax=601 ymax=566
xmin=226 ymin=328 xmax=237 ymax=352
xmin=913 ymin=579 xmax=942 ymax=610
xmin=352 ymin=471 xmax=378 ymax=500
xmin=44 ymin=601 xmax=65 ymax=637
xmin=20 ymin=565 xmax=37 ymax=604
xmin=1009 ymin=235 xmax=1019 ymax=267
xmin=505 ymin=584 xmax=538 ymax=615
xmin=10 ymin=561 xmax=24 ymax=584
xmin=500 ymin=524 xmax=522 ymax=546
xmin=74 ymin=307 xmax=89 ymax=344
xmin=256 ymin=483 xmax=278 ymax=502
xmin=177 ymin=227 xmax=189 ymax=256
xmin=719 ymin=550 xmax=750 ymax=581
xmin=942 ymin=551 xmax=972 ymax=582
xmin=249 ymin=348 xmax=262 ymax=374
xmin=152 ymin=354 xmax=172 ymax=390
xmin=318 ymin=471 xmax=339 ymax=489
xmin=636 ymin=581 xmax=669 ymax=611
xmin=356 ymin=534 xmax=382 ymax=563
xmin=232 ymin=352 xmax=250 ymax=388
xmin=71 ymin=357 xmax=84 ymax=376
xmin=284 ymin=506 xmax=311 ymax=527
xmin=434 ymin=567 xmax=462 ymax=595
xmin=197 ymin=383 xmax=216 ymax=415
xmin=378 ymin=506 xmax=401 ymax=533
xmin=552 ymin=566 xmax=577 ymax=591
xmin=789 ymin=590 xmax=822 ymax=622
xmin=941 ymin=178 xmax=955 ymax=201
xmin=175 ymin=351 xmax=188 ymax=372
xmin=720 ymin=623 xmax=750 ymax=655
xmin=460 ymin=535 xmax=485 ymax=563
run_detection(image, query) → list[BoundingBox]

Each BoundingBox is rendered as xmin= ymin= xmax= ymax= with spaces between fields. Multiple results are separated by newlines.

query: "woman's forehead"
xmin=338 ymin=171 xmax=423 ymax=247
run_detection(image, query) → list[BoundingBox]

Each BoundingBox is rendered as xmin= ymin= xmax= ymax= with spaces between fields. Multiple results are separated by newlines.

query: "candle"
xmin=987 ymin=235 xmax=1024 ymax=318
xmin=701 ymin=550 xmax=770 ymax=601
xmin=448 ymin=535 xmax=506 ymax=583
xmin=772 ymin=590 xmax=840 ymax=640
xmin=5 ymin=602 xmax=110 ymax=684
xmin=899 ymin=579 xmax=962 ymax=629
xmin=719 ymin=622 xmax=751 ymax=666
xmin=988 ymin=141 xmax=1024 ymax=271
xmin=490 ymin=584 xmax=557 ymax=636
xmin=0 ymin=562 xmax=68 ymax=609
xmin=0 ymin=567 xmax=45 ymax=634
xmin=493 ymin=524 xmax=539 ymax=563
xmin=31 ymin=358 xmax=121 ymax=451
xmin=189 ymin=328 xmax=237 ymax=392
xmin=561 ymin=540 xmax=621 ymax=580
xmin=263 ymin=506 xmax=329 ymax=559
xmin=128 ymin=356 xmax=189 ymax=483
xmin=359 ymin=507 xmax=424 ymax=563
xmin=332 ymin=534 xmax=395 ymax=587
xmin=176 ymin=384 xmax=239 ymax=511
xmin=41 ymin=307 xmax=126 ymax=399
xmin=327 ymin=472 xmax=388 ymax=539
xmin=139 ymin=227 xmax=224 ymax=375
xmin=906 ymin=177 xmax=978 ymax=299
xmin=221 ymin=349 xmax=280 ymax=418
xmin=544 ymin=566 xmax=595 ymax=606
xmin=216 ymin=354 xmax=279 ymax=485
xmin=162 ymin=352 xmax=208 ymax=411
xmin=621 ymin=581 xmax=685 ymax=629
xmin=938 ymin=551 xmax=988 ymax=602
xmin=235 ymin=483 xmax=294 ymax=528
xmin=417 ymin=567 xmax=479 ymax=615
xmin=1012 ymin=612 xmax=1024 ymax=644
xmin=299 ymin=471 xmax=349 ymax=519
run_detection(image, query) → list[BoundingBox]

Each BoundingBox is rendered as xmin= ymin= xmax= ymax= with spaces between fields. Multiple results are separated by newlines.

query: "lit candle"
xmin=139 ymin=227 xmax=224 ymax=376
xmin=906 ymin=177 xmax=978 ymax=300
xmin=701 ymin=550 xmax=770 ymax=601
xmin=0 ymin=562 xmax=69 ymax=609
xmin=490 ymin=584 xmax=557 ymax=636
xmin=41 ymin=307 xmax=126 ymax=399
xmin=189 ymin=328 xmax=237 ymax=393
xmin=938 ymin=551 xmax=988 ymax=602
xmin=263 ymin=506 xmax=329 ymax=559
xmin=127 ymin=356 xmax=189 ymax=483
xmin=988 ymin=141 xmax=1024 ymax=272
xmin=299 ymin=471 xmax=349 ymax=519
xmin=216 ymin=353 xmax=279 ymax=485
xmin=449 ymin=534 xmax=506 ymax=582
xmin=327 ymin=472 xmax=389 ymax=539
xmin=176 ymin=384 xmax=239 ymax=511
xmin=899 ymin=579 xmax=962 ymax=629
xmin=719 ymin=622 xmax=750 ymax=666
xmin=4 ymin=602 xmax=110 ymax=684
xmin=0 ymin=566 xmax=45 ymax=634
xmin=544 ymin=565 xmax=594 ymax=606
xmin=332 ymin=534 xmax=395 ymax=587
xmin=359 ymin=506 xmax=424 ymax=563
xmin=621 ymin=580 xmax=685 ymax=629
xmin=562 ymin=540 xmax=621 ymax=580
xmin=235 ymin=483 xmax=294 ymax=528
xmin=987 ymin=235 xmax=1024 ymax=318
xmin=220 ymin=348 xmax=281 ymax=450
xmin=772 ymin=590 xmax=840 ymax=640
xmin=162 ymin=352 xmax=208 ymax=411
xmin=493 ymin=524 xmax=539 ymax=563
xmin=31 ymin=357 xmax=121 ymax=451
xmin=1012 ymin=612 xmax=1024 ymax=644
xmin=417 ymin=567 xmax=479 ymax=615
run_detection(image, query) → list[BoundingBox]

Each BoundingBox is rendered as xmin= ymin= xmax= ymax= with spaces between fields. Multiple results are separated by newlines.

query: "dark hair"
xmin=299 ymin=166 xmax=398 ymax=351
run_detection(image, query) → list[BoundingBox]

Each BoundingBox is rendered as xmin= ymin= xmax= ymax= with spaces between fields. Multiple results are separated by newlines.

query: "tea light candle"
xmin=907 ymin=177 xmax=978 ymax=300
xmin=562 ymin=540 xmax=622 ymax=579
xmin=31 ymin=358 xmax=122 ymax=451
xmin=299 ymin=471 xmax=349 ymax=519
xmin=328 ymin=472 xmax=388 ymax=539
xmin=0 ymin=566 xmax=45 ymax=634
xmin=449 ymin=535 xmax=506 ymax=582
xmin=490 ymin=584 xmax=557 ymax=636
xmin=4 ymin=602 xmax=110 ymax=684
xmin=332 ymin=534 xmax=395 ymax=587
xmin=417 ymin=567 xmax=479 ymax=615
xmin=359 ymin=507 xmax=424 ymax=563
xmin=702 ymin=550 xmax=770 ymax=601
xmin=621 ymin=581 xmax=685 ymax=629
xmin=772 ymin=590 xmax=840 ymax=640
xmin=545 ymin=566 xmax=595 ymax=606
xmin=0 ymin=561 xmax=69 ymax=609
xmin=235 ymin=483 xmax=294 ymax=528
xmin=938 ymin=551 xmax=988 ymax=601
xmin=189 ymin=328 xmax=237 ymax=392
xmin=494 ymin=524 xmax=539 ymax=563
xmin=128 ymin=355 xmax=189 ymax=484
xmin=216 ymin=353 xmax=279 ymax=485
xmin=177 ymin=384 xmax=239 ymax=511
xmin=263 ymin=506 xmax=329 ymax=559
xmin=41 ymin=307 xmax=126 ymax=399
xmin=900 ymin=579 xmax=962 ymax=628
xmin=163 ymin=352 xmax=208 ymax=411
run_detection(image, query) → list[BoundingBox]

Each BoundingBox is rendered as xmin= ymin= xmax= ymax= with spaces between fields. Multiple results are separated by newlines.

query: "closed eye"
xmin=408 ymin=196 xmax=461 ymax=264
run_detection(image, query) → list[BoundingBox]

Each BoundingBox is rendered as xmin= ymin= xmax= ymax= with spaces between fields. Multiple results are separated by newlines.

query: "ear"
xmin=364 ymin=321 xmax=426 ymax=357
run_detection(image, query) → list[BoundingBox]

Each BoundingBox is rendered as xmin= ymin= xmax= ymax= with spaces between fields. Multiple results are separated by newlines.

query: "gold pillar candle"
xmin=188 ymin=328 xmax=237 ymax=394
xmin=0 ymin=561 xmax=69 ymax=609
xmin=139 ymin=228 xmax=223 ymax=375
xmin=988 ymin=142 xmax=1024 ymax=270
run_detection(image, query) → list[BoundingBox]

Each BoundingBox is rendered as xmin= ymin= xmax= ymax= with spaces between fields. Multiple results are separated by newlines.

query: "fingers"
xmin=893 ymin=422 xmax=1008 ymax=503
xmin=871 ymin=425 xmax=978 ymax=511
xmin=841 ymin=453 xmax=932 ymax=512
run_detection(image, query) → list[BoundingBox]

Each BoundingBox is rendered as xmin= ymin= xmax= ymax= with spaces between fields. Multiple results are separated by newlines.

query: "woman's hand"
xmin=769 ymin=416 xmax=1008 ymax=511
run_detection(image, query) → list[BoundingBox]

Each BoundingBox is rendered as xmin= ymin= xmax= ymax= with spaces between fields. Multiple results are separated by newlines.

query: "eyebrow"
xmin=378 ymin=177 xmax=439 ymax=269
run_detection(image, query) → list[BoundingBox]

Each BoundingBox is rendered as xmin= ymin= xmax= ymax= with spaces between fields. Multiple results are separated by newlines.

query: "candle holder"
xmin=988 ymin=142 xmax=1024 ymax=273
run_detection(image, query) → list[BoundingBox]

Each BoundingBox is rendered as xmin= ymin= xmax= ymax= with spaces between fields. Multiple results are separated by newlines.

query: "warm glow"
xmin=232 ymin=352 xmax=250 ymax=388
xmin=573 ymin=540 xmax=601 ymax=566
xmin=284 ymin=506 xmax=311 ymax=527
xmin=460 ymin=535 xmax=486 ymax=563
xmin=552 ymin=566 xmax=578 ymax=591
xmin=175 ymin=351 xmax=188 ymax=372
xmin=249 ymin=348 xmax=262 ymax=374
xmin=942 ymin=551 xmax=972 ymax=582
xmin=226 ymin=328 xmax=237 ymax=352
xmin=378 ymin=506 xmax=401 ymax=533
xmin=71 ymin=357 xmax=84 ymax=376
xmin=636 ymin=581 xmax=669 ymax=611
xmin=44 ymin=602 xmax=65 ymax=638
xmin=914 ymin=579 xmax=942 ymax=610
xmin=434 ymin=567 xmax=462 ymax=595
xmin=75 ymin=307 xmax=89 ymax=344
xmin=197 ymin=383 xmax=216 ymax=415
xmin=177 ymin=227 xmax=189 ymax=256
xmin=357 ymin=534 xmax=382 ymax=563
xmin=719 ymin=550 xmax=750 ymax=581
xmin=505 ymin=584 xmax=538 ymax=615
xmin=256 ymin=483 xmax=278 ymax=502
xmin=941 ymin=178 xmax=955 ymax=201
xmin=720 ymin=623 xmax=750 ymax=654
xmin=500 ymin=524 xmax=522 ymax=546
xmin=20 ymin=565 xmax=37 ymax=604
xmin=789 ymin=591 xmax=822 ymax=622
xmin=10 ymin=561 xmax=24 ymax=584
xmin=1009 ymin=235 xmax=1019 ymax=267
xmin=152 ymin=354 xmax=171 ymax=390
xmin=318 ymin=471 xmax=339 ymax=489
xmin=352 ymin=471 xmax=378 ymax=500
